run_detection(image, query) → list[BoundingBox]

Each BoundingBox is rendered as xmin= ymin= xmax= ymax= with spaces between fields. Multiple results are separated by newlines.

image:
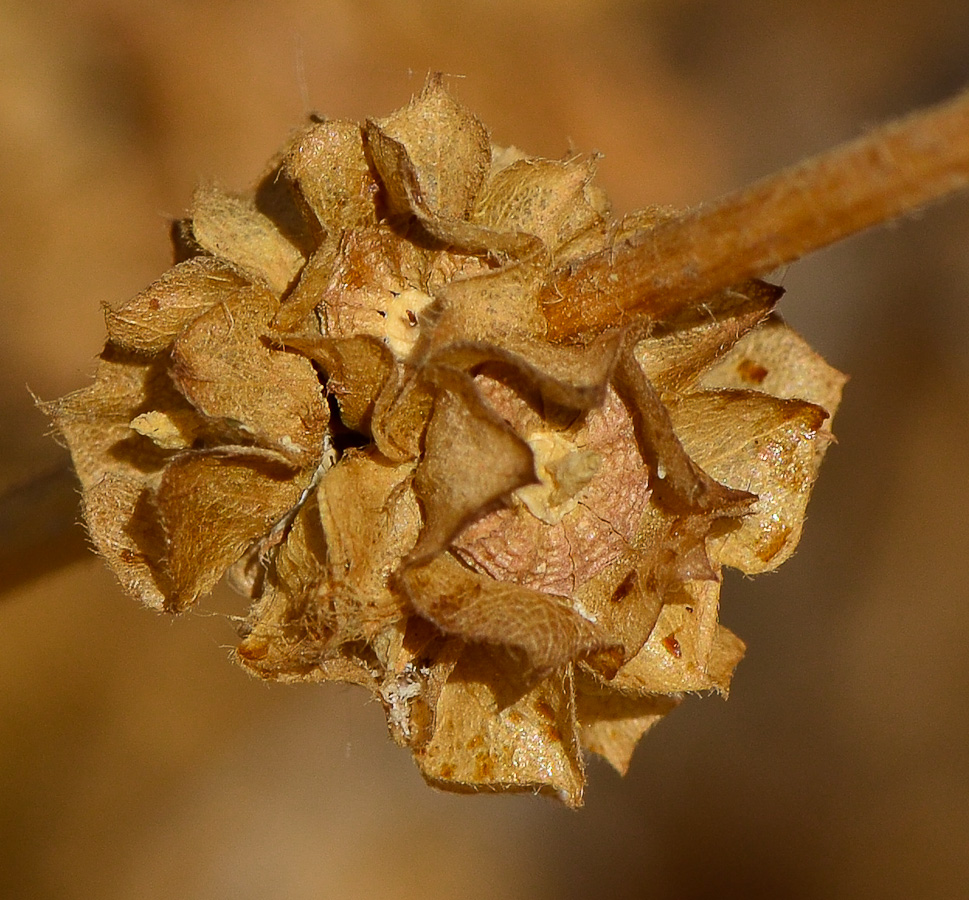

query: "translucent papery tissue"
xmin=48 ymin=74 xmax=844 ymax=806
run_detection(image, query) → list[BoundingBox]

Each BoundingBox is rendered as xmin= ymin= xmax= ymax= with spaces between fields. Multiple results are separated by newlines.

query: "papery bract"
xmin=48 ymin=74 xmax=844 ymax=806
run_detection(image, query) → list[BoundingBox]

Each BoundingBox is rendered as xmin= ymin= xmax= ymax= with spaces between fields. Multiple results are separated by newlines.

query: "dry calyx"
xmin=48 ymin=74 xmax=844 ymax=806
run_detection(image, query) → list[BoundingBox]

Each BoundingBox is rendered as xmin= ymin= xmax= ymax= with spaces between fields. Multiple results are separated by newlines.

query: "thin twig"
xmin=6 ymin=89 xmax=969 ymax=593
xmin=543 ymin=88 xmax=969 ymax=339
xmin=0 ymin=462 xmax=89 ymax=593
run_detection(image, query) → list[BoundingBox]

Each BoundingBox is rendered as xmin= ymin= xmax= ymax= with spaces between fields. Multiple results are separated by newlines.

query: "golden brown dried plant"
xmin=48 ymin=74 xmax=969 ymax=805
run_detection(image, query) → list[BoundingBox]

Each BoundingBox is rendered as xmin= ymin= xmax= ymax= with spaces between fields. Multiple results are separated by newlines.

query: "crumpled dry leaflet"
xmin=47 ymin=74 xmax=845 ymax=807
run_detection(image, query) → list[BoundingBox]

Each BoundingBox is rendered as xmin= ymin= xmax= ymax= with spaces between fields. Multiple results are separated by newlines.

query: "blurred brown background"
xmin=2 ymin=1 xmax=969 ymax=897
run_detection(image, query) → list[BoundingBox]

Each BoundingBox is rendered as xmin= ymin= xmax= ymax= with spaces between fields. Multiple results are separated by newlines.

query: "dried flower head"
xmin=47 ymin=74 xmax=844 ymax=806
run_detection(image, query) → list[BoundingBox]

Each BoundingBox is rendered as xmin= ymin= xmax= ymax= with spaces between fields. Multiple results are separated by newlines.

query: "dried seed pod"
xmin=46 ymin=73 xmax=844 ymax=806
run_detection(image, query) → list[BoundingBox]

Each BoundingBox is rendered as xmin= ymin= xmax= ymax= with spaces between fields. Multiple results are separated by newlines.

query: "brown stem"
xmin=543 ymin=88 xmax=969 ymax=340
xmin=7 ymin=90 xmax=969 ymax=593
xmin=0 ymin=463 xmax=89 ymax=594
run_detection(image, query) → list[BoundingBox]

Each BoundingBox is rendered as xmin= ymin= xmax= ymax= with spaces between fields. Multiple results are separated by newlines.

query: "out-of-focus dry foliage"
xmin=47 ymin=75 xmax=843 ymax=805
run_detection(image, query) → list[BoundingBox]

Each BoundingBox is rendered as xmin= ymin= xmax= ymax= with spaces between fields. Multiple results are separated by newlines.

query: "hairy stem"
xmin=7 ymin=89 xmax=969 ymax=593
xmin=543 ymin=88 xmax=969 ymax=339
